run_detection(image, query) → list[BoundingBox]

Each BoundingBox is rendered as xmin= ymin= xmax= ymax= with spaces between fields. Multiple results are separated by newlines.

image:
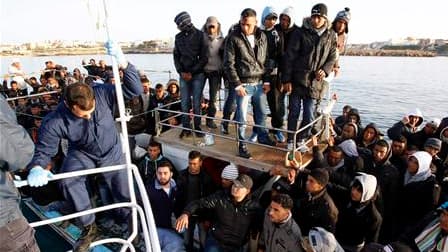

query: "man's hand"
xmin=315 ymin=69 xmax=326 ymax=81
xmin=283 ymin=82 xmax=292 ymax=94
xmin=27 ymin=166 xmax=53 ymax=187
xmin=237 ymin=86 xmax=247 ymax=97
xmin=105 ymin=40 xmax=127 ymax=68
xmin=181 ymin=72 xmax=192 ymax=81
xmin=175 ymin=213 xmax=189 ymax=233
xmin=402 ymin=116 xmax=410 ymax=125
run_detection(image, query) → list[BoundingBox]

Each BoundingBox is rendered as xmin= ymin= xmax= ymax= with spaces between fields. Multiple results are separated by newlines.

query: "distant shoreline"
xmin=0 ymin=48 xmax=441 ymax=57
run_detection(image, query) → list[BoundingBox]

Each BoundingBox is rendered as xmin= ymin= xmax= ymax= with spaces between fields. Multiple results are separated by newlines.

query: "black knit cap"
xmin=309 ymin=168 xmax=329 ymax=187
xmin=311 ymin=3 xmax=328 ymax=19
xmin=174 ymin=11 xmax=192 ymax=28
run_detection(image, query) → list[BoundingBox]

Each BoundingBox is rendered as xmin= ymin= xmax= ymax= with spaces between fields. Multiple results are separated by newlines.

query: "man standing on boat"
xmin=282 ymin=3 xmax=337 ymax=148
xmin=224 ymin=8 xmax=275 ymax=159
xmin=0 ymin=95 xmax=39 ymax=251
xmin=173 ymin=11 xmax=208 ymax=139
xmin=25 ymin=42 xmax=142 ymax=252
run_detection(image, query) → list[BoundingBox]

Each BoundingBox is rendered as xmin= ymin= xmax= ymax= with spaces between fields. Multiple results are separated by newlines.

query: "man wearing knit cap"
xmin=282 ymin=3 xmax=337 ymax=147
xmin=332 ymin=7 xmax=351 ymax=53
xmin=294 ymin=168 xmax=339 ymax=235
xmin=173 ymin=11 xmax=208 ymax=139
xmin=220 ymin=163 xmax=239 ymax=188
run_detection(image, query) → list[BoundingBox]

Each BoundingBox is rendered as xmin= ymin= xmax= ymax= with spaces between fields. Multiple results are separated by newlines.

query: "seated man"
xmin=137 ymin=141 xmax=178 ymax=183
xmin=26 ymin=42 xmax=141 ymax=252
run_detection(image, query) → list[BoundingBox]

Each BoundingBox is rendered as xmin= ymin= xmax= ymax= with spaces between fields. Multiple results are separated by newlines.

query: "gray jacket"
xmin=258 ymin=210 xmax=304 ymax=252
xmin=0 ymin=95 xmax=34 ymax=226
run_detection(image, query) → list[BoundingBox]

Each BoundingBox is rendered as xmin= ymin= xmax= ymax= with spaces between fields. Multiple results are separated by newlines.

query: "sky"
xmin=0 ymin=0 xmax=447 ymax=45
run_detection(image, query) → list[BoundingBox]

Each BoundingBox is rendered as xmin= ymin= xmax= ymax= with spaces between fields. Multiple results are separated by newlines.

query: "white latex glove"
xmin=27 ymin=166 xmax=54 ymax=187
xmin=105 ymin=40 xmax=127 ymax=67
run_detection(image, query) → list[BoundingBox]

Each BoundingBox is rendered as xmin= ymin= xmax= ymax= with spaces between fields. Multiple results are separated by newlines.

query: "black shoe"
xmin=206 ymin=120 xmax=218 ymax=129
xmin=73 ymin=223 xmax=99 ymax=252
xmin=258 ymin=135 xmax=276 ymax=146
xmin=238 ymin=144 xmax=252 ymax=159
xmin=221 ymin=124 xmax=229 ymax=135
xmin=179 ymin=129 xmax=191 ymax=139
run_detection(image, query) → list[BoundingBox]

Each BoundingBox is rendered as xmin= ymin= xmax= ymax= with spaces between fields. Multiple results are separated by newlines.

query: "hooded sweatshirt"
xmin=387 ymin=108 xmax=424 ymax=140
xmin=336 ymin=172 xmax=382 ymax=246
xmin=261 ymin=6 xmax=277 ymax=30
xmin=404 ymin=151 xmax=432 ymax=185
xmin=309 ymin=227 xmax=344 ymax=252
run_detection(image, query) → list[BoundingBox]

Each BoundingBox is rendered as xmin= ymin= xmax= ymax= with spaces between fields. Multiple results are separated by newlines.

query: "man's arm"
xmin=173 ymin=38 xmax=183 ymax=74
xmin=191 ymin=31 xmax=208 ymax=74
xmin=320 ymin=32 xmax=338 ymax=77
xmin=0 ymin=96 xmax=34 ymax=172
xmin=223 ymin=35 xmax=241 ymax=88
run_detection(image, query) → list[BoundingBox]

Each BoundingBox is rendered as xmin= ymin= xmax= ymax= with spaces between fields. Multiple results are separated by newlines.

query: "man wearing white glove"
xmin=26 ymin=41 xmax=142 ymax=252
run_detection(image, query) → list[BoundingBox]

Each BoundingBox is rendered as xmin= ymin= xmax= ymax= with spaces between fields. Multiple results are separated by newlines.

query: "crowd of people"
xmin=1 ymin=2 xmax=447 ymax=252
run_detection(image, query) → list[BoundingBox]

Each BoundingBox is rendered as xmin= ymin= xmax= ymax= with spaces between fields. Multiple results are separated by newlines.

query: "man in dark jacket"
xmin=137 ymin=141 xmax=177 ymax=183
xmin=176 ymin=151 xmax=216 ymax=251
xmin=173 ymin=11 xmax=208 ymax=138
xmin=294 ymin=168 xmax=339 ymax=235
xmin=176 ymin=174 xmax=262 ymax=252
xmin=224 ymin=8 xmax=275 ymax=159
xmin=26 ymin=42 xmax=141 ymax=252
xmin=282 ymin=3 xmax=337 ymax=147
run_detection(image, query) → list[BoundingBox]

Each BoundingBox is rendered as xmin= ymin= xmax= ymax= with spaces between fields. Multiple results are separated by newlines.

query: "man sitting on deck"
xmin=25 ymin=42 xmax=142 ymax=252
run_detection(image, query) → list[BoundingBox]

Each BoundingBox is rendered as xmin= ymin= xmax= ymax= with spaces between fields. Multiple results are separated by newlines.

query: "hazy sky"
xmin=1 ymin=0 xmax=446 ymax=44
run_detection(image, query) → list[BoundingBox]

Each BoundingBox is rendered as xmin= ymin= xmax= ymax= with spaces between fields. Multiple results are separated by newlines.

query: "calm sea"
xmin=1 ymin=54 xmax=447 ymax=133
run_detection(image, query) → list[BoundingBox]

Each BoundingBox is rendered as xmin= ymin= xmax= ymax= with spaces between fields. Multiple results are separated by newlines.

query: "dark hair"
xmin=328 ymin=146 xmax=343 ymax=154
xmin=64 ymin=83 xmax=95 ymax=110
xmin=10 ymin=80 xmax=17 ymax=85
xmin=375 ymin=139 xmax=389 ymax=149
xmin=393 ymin=135 xmax=407 ymax=144
xmin=241 ymin=8 xmax=256 ymax=18
xmin=188 ymin=150 xmax=202 ymax=160
xmin=343 ymin=105 xmax=352 ymax=111
xmin=148 ymin=141 xmax=161 ymax=149
xmin=271 ymin=193 xmax=293 ymax=210
xmin=157 ymin=161 xmax=173 ymax=172
xmin=351 ymin=179 xmax=363 ymax=192
xmin=141 ymin=77 xmax=150 ymax=84
xmin=155 ymin=83 xmax=164 ymax=89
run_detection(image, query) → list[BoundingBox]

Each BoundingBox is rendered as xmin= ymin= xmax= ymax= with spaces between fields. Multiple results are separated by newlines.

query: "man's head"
xmin=306 ymin=168 xmax=329 ymax=194
xmin=342 ymin=105 xmax=352 ymax=118
xmin=188 ymin=151 xmax=202 ymax=175
xmin=156 ymin=161 xmax=174 ymax=186
xmin=424 ymin=137 xmax=442 ymax=157
xmin=438 ymin=202 xmax=448 ymax=232
xmin=373 ymin=139 xmax=390 ymax=164
xmin=64 ymin=83 xmax=95 ymax=119
xmin=141 ymin=77 xmax=151 ymax=94
xmin=221 ymin=163 xmax=239 ymax=189
xmin=326 ymin=146 xmax=344 ymax=167
xmin=310 ymin=3 xmax=327 ymax=29
xmin=10 ymin=80 xmax=18 ymax=90
xmin=147 ymin=141 xmax=162 ymax=160
xmin=262 ymin=7 xmax=277 ymax=30
xmin=231 ymin=174 xmax=253 ymax=202
xmin=155 ymin=83 xmax=165 ymax=99
xmin=174 ymin=11 xmax=192 ymax=31
xmin=341 ymin=122 xmax=358 ymax=140
xmin=240 ymin=8 xmax=257 ymax=35
xmin=205 ymin=16 xmax=220 ymax=36
xmin=391 ymin=135 xmax=407 ymax=156
xmin=332 ymin=7 xmax=350 ymax=35
xmin=269 ymin=194 xmax=293 ymax=223
xmin=423 ymin=118 xmax=441 ymax=135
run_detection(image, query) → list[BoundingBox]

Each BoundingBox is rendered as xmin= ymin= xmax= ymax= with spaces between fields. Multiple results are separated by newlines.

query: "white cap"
xmin=221 ymin=163 xmax=239 ymax=180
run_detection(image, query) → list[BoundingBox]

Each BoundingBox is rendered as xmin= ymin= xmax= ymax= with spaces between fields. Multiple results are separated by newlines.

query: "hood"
xmin=260 ymin=6 xmax=278 ymax=29
xmin=166 ymin=79 xmax=180 ymax=94
xmin=280 ymin=6 xmax=295 ymax=29
xmin=353 ymin=172 xmax=377 ymax=203
xmin=404 ymin=151 xmax=432 ymax=185
xmin=309 ymin=227 xmax=344 ymax=252
xmin=348 ymin=108 xmax=361 ymax=125
xmin=338 ymin=139 xmax=358 ymax=158
xmin=406 ymin=108 xmax=424 ymax=127
xmin=441 ymin=127 xmax=448 ymax=144
xmin=202 ymin=16 xmax=223 ymax=37
xmin=363 ymin=122 xmax=382 ymax=138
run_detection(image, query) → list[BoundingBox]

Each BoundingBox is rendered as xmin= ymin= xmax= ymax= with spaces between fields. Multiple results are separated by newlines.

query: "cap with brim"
xmin=233 ymin=174 xmax=253 ymax=190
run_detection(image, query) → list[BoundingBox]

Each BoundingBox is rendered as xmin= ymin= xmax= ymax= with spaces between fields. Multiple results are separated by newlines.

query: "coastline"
xmin=1 ymin=47 xmax=440 ymax=57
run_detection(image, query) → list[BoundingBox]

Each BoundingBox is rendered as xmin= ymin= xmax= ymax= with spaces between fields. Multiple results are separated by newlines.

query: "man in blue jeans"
xmin=173 ymin=11 xmax=208 ymax=138
xmin=282 ymin=3 xmax=337 ymax=149
xmin=224 ymin=8 xmax=275 ymax=159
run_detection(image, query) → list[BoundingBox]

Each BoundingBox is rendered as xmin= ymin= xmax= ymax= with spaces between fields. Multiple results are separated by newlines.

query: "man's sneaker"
xmin=287 ymin=141 xmax=294 ymax=151
xmin=296 ymin=139 xmax=309 ymax=153
xmin=274 ymin=132 xmax=286 ymax=143
xmin=73 ymin=223 xmax=99 ymax=252
xmin=179 ymin=129 xmax=191 ymax=139
xmin=258 ymin=135 xmax=276 ymax=146
xmin=238 ymin=144 xmax=252 ymax=159
xmin=248 ymin=133 xmax=258 ymax=143
xmin=206 ymin=120 xmax=218 ymax=129
xmin=221 ymin=124 xmax=229 ymax=135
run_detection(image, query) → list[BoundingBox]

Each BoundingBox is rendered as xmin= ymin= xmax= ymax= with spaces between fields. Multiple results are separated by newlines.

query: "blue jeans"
xmin=205 ymin=71 xmax=222 ymax=118
xmin=157 ymin=228 xmax=185 ymax=252
xmin=180 ymin=73 xmax=205 ymax=129
xmin=222 ymin=87 xmax=236 ymax=128
xmin=287 ymin=94 xmax=315 ymax=142
xmin=235 ymin=83 xmax=269 ymax=141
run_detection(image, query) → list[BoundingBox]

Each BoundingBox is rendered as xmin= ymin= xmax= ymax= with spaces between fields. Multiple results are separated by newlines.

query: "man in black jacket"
xmin=176 ymin=174 xmax=262 ymax=252
xmin=173 ymin=11 xmax=208 ymax=138
xmin=224 ymin=8 xmax=275 ymax=159
xmin=282 ymin=3 xmax=337 ymax=147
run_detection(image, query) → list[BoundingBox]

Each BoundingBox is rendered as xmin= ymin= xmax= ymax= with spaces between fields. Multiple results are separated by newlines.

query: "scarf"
xmin=415 ymin=219 xmax=448 ymax=252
